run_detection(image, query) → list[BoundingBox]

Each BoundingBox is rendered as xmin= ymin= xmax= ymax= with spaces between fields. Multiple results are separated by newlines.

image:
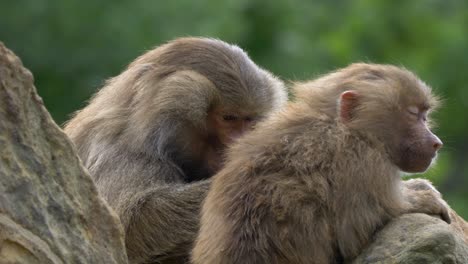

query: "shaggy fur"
xmin=192 ymin=63 xmax=450 ymax=264
xmin=64 ymin=37 xmax=287 ymax=264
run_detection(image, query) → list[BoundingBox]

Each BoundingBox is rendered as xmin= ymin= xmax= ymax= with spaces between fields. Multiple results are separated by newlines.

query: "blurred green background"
xmin=1 ymin=0 xmax=467 ymax=217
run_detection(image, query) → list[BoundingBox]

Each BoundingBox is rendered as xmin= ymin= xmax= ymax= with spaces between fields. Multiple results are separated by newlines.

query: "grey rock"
xmin=353 ymin=213 xmax=468 ymax=264
xmin=0 ymin=42 xmax=128 ymax=263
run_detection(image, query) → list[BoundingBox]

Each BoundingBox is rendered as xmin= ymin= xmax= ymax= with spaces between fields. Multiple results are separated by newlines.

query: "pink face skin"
xmin=208 ymin=107 xmax=257 ymax=147
xmin=203 ymin=107 xmax=258 ymax=173
xmin=395 ymin=106 xmax=443 ymax=173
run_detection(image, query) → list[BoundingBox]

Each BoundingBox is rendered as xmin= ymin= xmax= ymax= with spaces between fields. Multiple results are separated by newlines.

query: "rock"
xmin=353 ymin=213 xmax=468 ymax=264
xmin=0 ymin=42 xmax=127 ymax=263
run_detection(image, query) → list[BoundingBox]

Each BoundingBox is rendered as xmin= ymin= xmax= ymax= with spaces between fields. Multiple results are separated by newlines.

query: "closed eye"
xmin=407 ymin=106 xmax=419 ymax=116
xmin=223 ymin=115 xmax=238 ymax=121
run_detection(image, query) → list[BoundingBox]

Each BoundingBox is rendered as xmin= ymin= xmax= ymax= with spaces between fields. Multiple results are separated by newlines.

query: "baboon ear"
xmin=339 ymin=90 xmax=359 ymax=123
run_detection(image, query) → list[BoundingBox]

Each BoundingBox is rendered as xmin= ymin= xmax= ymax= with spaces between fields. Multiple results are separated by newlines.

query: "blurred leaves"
xmin=1 ymin=0 xmax=467 ymax=217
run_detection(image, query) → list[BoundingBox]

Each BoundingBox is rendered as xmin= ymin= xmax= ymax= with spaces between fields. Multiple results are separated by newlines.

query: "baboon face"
xmin=339 ymin=66 xmax=443 ymax=174
xmin=391 ymin=105 xmax=442 ymax=173
xmin=202 ymin=105 xmax=259 ymax=174
xmin=370 ymin=85 xmax=443 ymax=173
xmin=207 ymin=106 xmax=258 ymax=147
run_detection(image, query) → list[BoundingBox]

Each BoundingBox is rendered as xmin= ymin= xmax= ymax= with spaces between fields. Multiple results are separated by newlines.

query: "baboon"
xmin=192 ymin=63 xmax=451 ymax=264
xmin=64 ymin=37 xmax=287 ymax=264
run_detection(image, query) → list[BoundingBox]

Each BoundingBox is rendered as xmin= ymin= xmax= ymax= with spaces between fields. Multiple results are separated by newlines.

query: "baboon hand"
xmin=403 ymin=179 xmax=451 ymax=224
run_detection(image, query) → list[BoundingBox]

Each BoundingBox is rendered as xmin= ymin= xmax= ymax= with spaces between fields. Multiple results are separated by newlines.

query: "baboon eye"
xmin=223 ymin=115 xmax=238 ymax=121
xmin=407 ymin=106 xmax=419 ymax=116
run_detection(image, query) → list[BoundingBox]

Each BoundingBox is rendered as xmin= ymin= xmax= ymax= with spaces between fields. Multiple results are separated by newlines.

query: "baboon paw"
xmin=403 ymin=180 xmax=451 ymax=224
xmin=419 ymin=192 xmax=451 ymax=224
xmin=404 ymin=178 xmax=439 ymax=193
xmin=434 ymin=197 xmax=451 ymax=224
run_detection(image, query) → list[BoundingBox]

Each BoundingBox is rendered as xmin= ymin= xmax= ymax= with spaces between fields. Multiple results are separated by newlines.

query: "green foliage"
xmin=1 ymin=0 xmax=467 ymax=217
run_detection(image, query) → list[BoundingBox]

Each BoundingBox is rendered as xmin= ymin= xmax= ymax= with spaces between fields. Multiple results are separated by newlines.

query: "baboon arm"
xmin=121 ymin=180 xmax=211 ymax=263
xmin=402 ymin=179 xmax=451 ymax=223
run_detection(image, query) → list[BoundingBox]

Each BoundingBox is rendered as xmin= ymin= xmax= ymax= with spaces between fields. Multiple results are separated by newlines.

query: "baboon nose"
xmin=432 ymin=137 xmax=443 ymax=151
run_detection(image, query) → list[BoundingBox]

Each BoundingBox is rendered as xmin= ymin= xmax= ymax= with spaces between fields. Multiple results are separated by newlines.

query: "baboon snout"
xmin=429 ymin=133 xmax=443 ymax=152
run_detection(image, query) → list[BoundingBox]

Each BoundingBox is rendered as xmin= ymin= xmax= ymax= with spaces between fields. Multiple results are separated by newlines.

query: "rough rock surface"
xmin=353 ymin=213 xmax=468 ymax=264
xmin=0 ymin=42 xmax=127 ymax=263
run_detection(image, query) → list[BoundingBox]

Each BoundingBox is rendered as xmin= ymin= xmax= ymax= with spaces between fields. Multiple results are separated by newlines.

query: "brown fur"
xmin=192 ymin=63 xmax=450 ymax=264
xmin=64 ymin=37 xmax=287 ymax=264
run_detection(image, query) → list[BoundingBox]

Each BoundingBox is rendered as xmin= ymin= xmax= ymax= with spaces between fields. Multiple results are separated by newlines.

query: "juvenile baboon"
xmin=64 ymin=37 xmax=287 ymax=264
xmin=192 ymin=63 xmax=451 ymax=264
